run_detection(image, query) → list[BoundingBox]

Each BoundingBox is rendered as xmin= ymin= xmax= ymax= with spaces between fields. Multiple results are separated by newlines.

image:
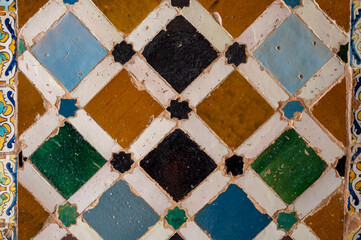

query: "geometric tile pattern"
xmin=15 ymin=0 xmax=350 ymax=239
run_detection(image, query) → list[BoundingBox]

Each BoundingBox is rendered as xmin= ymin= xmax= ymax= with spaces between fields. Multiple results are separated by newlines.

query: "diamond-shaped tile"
xmin=253 ymin=14 xmax=333 ymax=95
xmin=18 ymin=71 xmax=46 ymax=136
xmin=30 ymin=122 xmax=106 ymax=199
xmin=195 ymin=184 xmax=272 ymax=240
xmin=18 ymin=184 xmax=50 ymax=240
xmin=84 ymin=70 xmax=163 ymax=148
xmin=312 ymin=78 xmax=346 ymax=146
xmin=32 ymin=13 xmax=107 ymax=92
xmin=252 ymin=129 xmax=327 ymax=204
xmin=142 ymin=15 xmax=218 ymax=93
xmin=140 ymin=129 xmax=217 ymax=202
xmin=83 ymin=180 xmax=159 ymax=240
xmin=197 ymin=71 xmax=274 ymax=148
xmin=304 ymin=192 xmax=344 ymax=240
xmin=92 ymin=0 xmax=162 ymax=33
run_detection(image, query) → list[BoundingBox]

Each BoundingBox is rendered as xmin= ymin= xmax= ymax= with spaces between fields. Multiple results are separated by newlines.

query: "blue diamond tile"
xmin=195 ymin=184 xmax=271 ymax=240
xmin=32 ymin=13 xmax=107 ymax=91
xmin=253 ymin=14 xmax=333 ymax=95
xmin=83 ymin=180 xmax=159 ymax=240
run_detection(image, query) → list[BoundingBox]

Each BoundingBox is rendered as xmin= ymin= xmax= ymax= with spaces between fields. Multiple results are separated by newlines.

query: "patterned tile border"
xmin=0 ymin=0 xmax=16 ymax=238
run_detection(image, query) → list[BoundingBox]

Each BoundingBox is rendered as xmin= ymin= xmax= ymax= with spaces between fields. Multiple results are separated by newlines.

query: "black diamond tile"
xmin=142 ymin=16 xmax=218 ymax=93
xmin=110 ymin=152 xmax=134 ymax=173
xmin=225 ymin=42 xmax=247 ymax=66
xmin=171 ymin=0 xmax=190 ymax=8
xmin=166 ymin=99 xmax=192 ymax=120
xmin=336 ymin=155 xmax=346 ymax=177
xmin=225 ymin=155 xmax=244 ymax=176
xmin=112 ymin=41 xmax=135 ymax=64
xmin=169 ymin=233 xmax=184 ymax=240
xmin=140 ymin=129 xmax=217 ymax=201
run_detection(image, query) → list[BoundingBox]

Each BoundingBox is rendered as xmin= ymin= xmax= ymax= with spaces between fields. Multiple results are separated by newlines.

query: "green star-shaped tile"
xmin=58 ymin=202 xmax=79 ymax=227
xmin=165 ymin=207 xmax=187 ymax=230
xmin=277 ymin=212 xmax=297 ymax=232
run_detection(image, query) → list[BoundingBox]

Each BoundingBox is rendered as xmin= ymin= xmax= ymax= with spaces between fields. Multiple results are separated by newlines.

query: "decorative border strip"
xmin=0 ymin=0 xmax=16 ymax=239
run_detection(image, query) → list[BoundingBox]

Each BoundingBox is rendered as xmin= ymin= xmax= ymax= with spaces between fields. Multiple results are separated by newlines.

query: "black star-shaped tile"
xmin=110 ymin=152 xmax=134 ymax=173
xmin=112 ymin=41 xmax=135 ymax=64
xmin=142 ymin=16 xmax=218 ymax=93
xmin=225 ymin=155 xmax=244 ymax=176
xmin=140 ymin=129 xmax=216 ymax=201
xmin=225 ymin=42 xmax=247 ymax=66
xmin=166 ymin=99 xmax=192 ymax=120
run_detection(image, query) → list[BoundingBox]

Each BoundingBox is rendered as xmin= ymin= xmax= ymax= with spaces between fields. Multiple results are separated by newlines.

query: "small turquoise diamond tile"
xmin=83 ymin=180 xmax=159 ymax=240
xmin=32 ymin=12 xmax=107 ymax=92
xmin=195 ymin=184 xmax=272 ymax=240
xmin=253 ymin=14 xmax=333 ymax=95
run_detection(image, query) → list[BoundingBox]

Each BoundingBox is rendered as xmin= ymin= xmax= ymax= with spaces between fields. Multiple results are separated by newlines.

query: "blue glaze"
xmin=63 ymin=0 xmax=78 ymax=4
xmin=282 ymin=101 xmax=304 ymax=119
xmin=283 ymin=0 xmax=301 ymax=8
xmin=253 ymin=14 xmax=333 ymax=95
xmin=195 ymin=184 xmax=271 ymax=240
xmin=58 ymin=99 xmax=78 ymax=118
xmin=32 ymin=13 xmax=107 ymax=91
xmin=83 ymin=180 xmax=159 ymax=240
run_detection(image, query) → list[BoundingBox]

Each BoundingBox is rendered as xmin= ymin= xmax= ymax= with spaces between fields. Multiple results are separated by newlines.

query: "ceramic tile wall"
xmin=16 ymin=0 xmax=352 ymax=239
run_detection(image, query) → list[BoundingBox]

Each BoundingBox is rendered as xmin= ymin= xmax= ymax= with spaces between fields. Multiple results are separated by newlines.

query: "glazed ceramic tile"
xmin=252 ymin=128 xmax=327 ymax=204
xmin=195 ymin=184 xmax=272 ymax=240
xmin=253 ymin=13 xmax=333 ymax=95
xmin=197 ymin=71 xmax=274 ymax=148
xmin=31 ymin=12 xmax=107 ymax=92
xmin=0 ymin=13 xmax=16 ymax=85
xmin=84 ymin=69 xmax=163 ymax=148
xmin=83 ymin=180 xmax=160 ymax=240
xmin=0 ymin=87 xmax=14 ymax=152
xmin=16 ymin=0 xmax=352 ymax=239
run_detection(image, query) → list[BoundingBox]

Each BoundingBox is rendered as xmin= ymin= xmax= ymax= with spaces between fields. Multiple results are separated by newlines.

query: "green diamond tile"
xmin=30 ymin=122 xmax=106 ymax=199
xmin=165 ymin=207 xmax=188 ymax=230
xmin=252 ymin=129 xmax=327 ymax=204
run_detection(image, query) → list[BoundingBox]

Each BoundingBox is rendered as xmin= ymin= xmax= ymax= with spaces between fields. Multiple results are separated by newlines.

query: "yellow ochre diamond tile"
xmin=92 ymin=0 xmax=162 ymax=33
xmin=197 ymin=71 xmax=274 ymax=149
xmin=85 ymin=69 xmax=163 ymax=148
